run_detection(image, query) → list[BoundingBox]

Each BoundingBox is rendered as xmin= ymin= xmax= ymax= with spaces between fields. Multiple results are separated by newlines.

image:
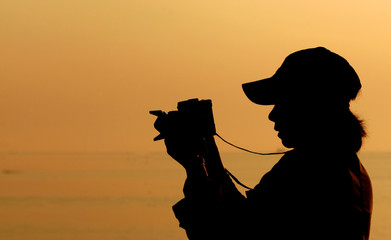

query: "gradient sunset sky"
xmin=1 ymin=0 xmax=390 ymax=154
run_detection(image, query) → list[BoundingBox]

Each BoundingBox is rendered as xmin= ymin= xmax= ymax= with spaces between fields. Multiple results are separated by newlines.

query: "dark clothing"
xmin=173 ymin=149 xmax=372 ymax=240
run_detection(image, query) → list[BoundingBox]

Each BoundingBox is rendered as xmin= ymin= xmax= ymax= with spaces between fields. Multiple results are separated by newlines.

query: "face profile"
xmin=269 ymin=103 xmax=295 ymax=148
xmin=268 ymin=102 xmax=309 ymax=149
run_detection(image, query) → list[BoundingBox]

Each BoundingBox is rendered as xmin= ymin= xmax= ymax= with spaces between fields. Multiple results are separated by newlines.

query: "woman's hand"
xmin=164 ymin=135 xmax=208 ymax=179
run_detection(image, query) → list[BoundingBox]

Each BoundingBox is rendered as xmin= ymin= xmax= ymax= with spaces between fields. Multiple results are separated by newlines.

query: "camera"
xmin=150 ymin=98 xmax=217 ymax=141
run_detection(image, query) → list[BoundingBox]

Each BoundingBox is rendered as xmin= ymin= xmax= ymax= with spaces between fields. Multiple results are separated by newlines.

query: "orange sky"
xmin=1 ymin=0 xmax=391 ymax=153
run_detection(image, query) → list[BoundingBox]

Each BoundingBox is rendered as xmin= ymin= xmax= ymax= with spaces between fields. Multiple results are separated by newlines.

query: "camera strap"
xmin=225 ymin=168 xmax=252 ymax=190
xmin=216 ymin=133 xmax=287 ymax=190
xmin=216 ymin=133 xmax=287 ymax=155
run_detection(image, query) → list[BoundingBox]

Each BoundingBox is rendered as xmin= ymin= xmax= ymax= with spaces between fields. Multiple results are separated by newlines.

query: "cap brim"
xmin=242 ymin=77 xmax=278 ymax=105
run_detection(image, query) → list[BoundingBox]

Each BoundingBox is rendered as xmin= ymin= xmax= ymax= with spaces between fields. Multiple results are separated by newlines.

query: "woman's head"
xmin=243 ymin=47 xmax=365 ymax=151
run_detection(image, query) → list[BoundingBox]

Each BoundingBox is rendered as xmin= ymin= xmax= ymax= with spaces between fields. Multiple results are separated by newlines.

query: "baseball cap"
xmin=242 ymin=47 xmax=361 ymax=105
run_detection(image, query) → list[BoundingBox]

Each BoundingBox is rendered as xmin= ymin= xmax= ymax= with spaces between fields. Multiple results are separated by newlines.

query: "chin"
xmin=280 ymin=137 xmax=296 ymax=149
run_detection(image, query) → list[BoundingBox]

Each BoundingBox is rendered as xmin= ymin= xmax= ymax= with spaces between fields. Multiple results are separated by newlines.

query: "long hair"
xmin=313 ymin=102 xmax=366 ymax=153
xmin=344 ymin=110 xmax=366 ymax=152
xmin=328 ymin=107 xmax=366 ymax=153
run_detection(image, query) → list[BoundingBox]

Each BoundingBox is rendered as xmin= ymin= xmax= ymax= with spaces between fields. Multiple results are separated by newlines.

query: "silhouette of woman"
xmin=164 ymin=47 xmax=372 ymax=240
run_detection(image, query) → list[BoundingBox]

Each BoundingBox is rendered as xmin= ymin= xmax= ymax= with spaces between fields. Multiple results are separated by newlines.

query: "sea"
xmin=0 ymin=151 xmax=389 ymax=240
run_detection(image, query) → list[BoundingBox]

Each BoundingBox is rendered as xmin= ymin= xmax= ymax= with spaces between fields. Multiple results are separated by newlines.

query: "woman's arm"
xmin=165 ymin=135 xmax=247 ymax=239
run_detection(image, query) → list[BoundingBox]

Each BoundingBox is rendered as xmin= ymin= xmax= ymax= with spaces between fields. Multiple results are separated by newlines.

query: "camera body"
xmin=150 ymin=98 xmax=217 ymax=141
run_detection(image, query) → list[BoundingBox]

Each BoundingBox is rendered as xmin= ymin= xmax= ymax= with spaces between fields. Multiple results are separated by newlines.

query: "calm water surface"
xmin=0 ymin=152 xmax=389 ymax=240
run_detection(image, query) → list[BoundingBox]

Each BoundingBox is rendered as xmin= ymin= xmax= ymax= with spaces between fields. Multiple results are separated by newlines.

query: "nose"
xmin=268 ymin=105 xmax=279 ymax=122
